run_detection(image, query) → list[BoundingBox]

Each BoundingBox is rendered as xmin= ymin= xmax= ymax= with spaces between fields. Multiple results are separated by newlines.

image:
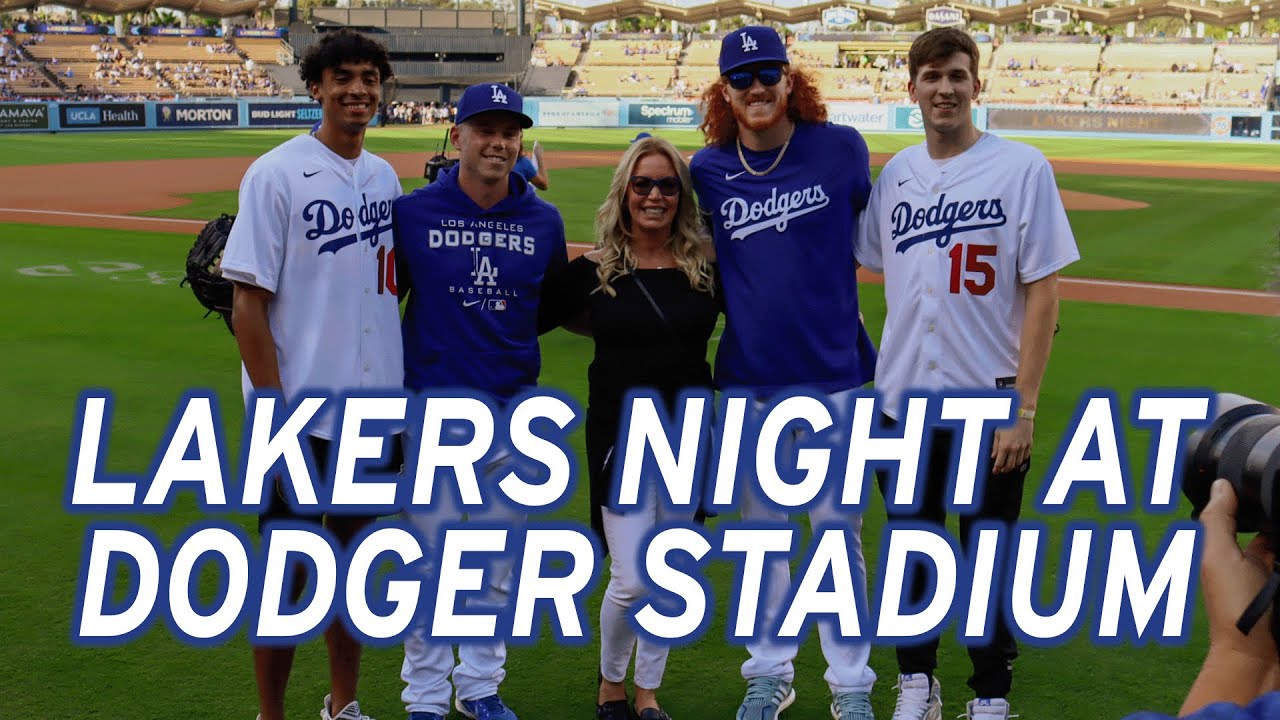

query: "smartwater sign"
xmin=626 ymin=102 xmax=701 ymax=127
xmin=828 ymin=102 xmax=889 ymax=131
xmin=246 ymin=103 xmax=323 ymax=127
xmin=59 ymin=103 xmax=145 ymax=128
xmin=894 ymin=106 xmax=982 ymax=130
xmin=157 ymin=103 xmax=239 ymax=128
xmin=0 ymin=103 xmax=49 ymax=130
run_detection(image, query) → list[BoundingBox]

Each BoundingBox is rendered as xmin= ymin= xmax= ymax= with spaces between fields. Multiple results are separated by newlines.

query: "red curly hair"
xmin=698 ymin=66 xmax=828 ymax=147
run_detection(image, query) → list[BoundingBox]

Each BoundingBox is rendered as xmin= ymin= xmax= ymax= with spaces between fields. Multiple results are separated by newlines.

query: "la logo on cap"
xmin=490 ymin=85 xmax=508 ymax=104
xmin=741 ymin=32 xmax=758 ymax=52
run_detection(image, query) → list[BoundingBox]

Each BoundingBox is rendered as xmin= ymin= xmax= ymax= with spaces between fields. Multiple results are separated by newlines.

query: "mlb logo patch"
xmin=487 ymin=299 xmax=508 ymax=311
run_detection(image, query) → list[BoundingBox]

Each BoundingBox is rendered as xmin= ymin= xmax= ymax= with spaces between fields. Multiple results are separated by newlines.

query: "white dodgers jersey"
xmin=220 ymin=134 xmax=404 ymax=439
xmin=855 ymin=133 xmax=1079 ymax=419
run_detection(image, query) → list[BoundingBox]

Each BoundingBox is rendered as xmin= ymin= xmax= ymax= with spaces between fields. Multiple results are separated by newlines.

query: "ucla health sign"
xmin=626 ymin=102 xmax=702 ymax=127
xmin=60 ymin=103 xmax=145 ymax=128
xmin=157 ymin=103 xmax=239 ymax=128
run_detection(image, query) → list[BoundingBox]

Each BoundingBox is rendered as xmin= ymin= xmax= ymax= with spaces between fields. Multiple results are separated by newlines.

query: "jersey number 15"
xmin=948 ymin=243 xmax=996 ymax=296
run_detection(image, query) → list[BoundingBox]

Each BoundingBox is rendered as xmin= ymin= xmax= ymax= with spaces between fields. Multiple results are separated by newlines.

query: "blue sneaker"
xmin=456 ymin=694 xmax=519 ymax=720
xmin=830 ymin=691 xmax=874 ymax=720
xmin=736 ymin=677 xmax=796 ymax=720
xmin=407 ymin=714 xmax=444 ymax=720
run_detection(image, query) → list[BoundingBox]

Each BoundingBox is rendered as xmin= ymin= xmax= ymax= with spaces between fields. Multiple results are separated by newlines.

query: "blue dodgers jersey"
xmin=691 ymin=120 xmax=877 ymax=393
xmin=1124 ymin=692 xmax=1280 ymax=720
xmin=394 ymin=167 xmax=568 ymax=400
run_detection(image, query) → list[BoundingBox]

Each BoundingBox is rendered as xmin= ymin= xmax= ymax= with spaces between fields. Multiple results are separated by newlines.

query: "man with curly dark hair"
xmin=220 ymin=28 xmax=401 ymax=720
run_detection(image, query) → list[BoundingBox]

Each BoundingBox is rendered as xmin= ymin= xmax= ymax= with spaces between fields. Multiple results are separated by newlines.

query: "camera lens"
xmin=1182 ymin=393 xmax=1280 ymax=533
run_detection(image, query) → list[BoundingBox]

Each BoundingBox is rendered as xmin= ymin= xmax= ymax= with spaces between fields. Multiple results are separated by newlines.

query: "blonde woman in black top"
xmin=541 ymin=135 xmax=719 ymax=720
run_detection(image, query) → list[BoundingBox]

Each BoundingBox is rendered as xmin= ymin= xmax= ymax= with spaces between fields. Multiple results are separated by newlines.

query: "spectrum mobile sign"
xmin=627 ymin=102 xmax=702 ymax=127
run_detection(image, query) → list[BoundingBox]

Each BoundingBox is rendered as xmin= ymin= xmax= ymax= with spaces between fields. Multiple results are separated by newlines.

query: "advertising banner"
xmin=59 ymin=103 xmax=145 ymax=128
xmin=245 ymin=102 xmax=323 ymax=127
xmin=925 ymin=6 xmax=965 ymax=28
xmin=0 ymin=103 xmax=49 ymax=131
xmin=1031 ymin=7 xmax=1073 ymax=30
xmin=15 ymin=23 xmax=108 ymax=35
xmin=986 ymin=107 xmax=1212 ymax=135
xmin=129 ymin=26 xmax=221 ymax=37
xmin=894 ymin=106 xmax=981 ymax=131
xmin=157 ymin=103 xmax=239 ymax=128
xmin=625 ymin=102 xmax=701 ymax=127
xmin=828 ymin=102 xmax=890 ymax=132
xmin=530 ymin=100 xmax=619 ymax=128
xmin=234 ymin=29 xmax=286 ymax=38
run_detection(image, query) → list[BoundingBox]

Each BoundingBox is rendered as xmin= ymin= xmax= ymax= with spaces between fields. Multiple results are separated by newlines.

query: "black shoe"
xmin=635 ymin=707 xmax=671 ymax=720
xmin=596 ymin=700 xmax=635 ymax=720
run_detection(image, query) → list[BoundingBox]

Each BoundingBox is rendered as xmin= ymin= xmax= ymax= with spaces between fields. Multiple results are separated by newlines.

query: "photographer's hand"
xmin=1180 ymin=479 xmax=1280 ymax=716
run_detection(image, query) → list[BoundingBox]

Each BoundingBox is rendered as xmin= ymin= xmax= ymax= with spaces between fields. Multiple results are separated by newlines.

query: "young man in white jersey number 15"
xmin=855 ymin=28 xmax=1080 ymax=720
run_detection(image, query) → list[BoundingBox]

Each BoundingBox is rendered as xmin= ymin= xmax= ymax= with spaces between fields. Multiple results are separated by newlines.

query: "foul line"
xmin=0 ymin=208 xmax=209 ymax=225
xmin=1062 ymin=276 xmax=1273 ymax=299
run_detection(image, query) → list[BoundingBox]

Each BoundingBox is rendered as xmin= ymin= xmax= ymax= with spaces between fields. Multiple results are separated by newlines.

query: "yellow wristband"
xmin=1018 ymin=408 xmax=1036 ymax=421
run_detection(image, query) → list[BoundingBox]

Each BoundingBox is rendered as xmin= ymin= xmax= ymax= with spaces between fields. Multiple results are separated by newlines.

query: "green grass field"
xmin=2 ymin=128 xmax=1279 ymax=720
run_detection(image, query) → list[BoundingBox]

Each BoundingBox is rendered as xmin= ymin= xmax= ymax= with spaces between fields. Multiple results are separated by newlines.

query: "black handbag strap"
xmin=631 ymin=272 xmax=669 ymax=326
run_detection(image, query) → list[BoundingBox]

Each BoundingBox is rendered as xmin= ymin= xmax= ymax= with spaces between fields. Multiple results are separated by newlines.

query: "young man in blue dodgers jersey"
xmin=391 ymin=83 xmax=568 ymax=720
xmin=690 ymin=25 xmax=880 ymax=720
xmin=219 ymin=29 xmax=403 ymax=720
xmin=855 ymin=28 xmax=1080 ymax=720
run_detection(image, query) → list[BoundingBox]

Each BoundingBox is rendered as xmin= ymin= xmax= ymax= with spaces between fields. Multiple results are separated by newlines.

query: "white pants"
xmin=401 ymin=464 xmax=525 ymax=716
xmin=741 ymin=387 xmax=876 ymax=694
xmin=600 ymin=485 xmax=696 ymax=690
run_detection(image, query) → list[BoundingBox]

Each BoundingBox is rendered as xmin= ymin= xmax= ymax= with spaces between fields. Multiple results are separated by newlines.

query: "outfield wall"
xmin=0 ymin=98 xmax=1275 ymax=142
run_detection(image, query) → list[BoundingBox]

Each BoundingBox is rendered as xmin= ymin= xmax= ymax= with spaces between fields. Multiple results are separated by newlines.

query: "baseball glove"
xmin=182 ymin=213 xmax=236 ymax=334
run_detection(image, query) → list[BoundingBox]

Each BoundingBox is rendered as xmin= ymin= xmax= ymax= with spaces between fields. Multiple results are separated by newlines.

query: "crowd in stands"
xmin=383 ymin=100 xmax=457 ymax=125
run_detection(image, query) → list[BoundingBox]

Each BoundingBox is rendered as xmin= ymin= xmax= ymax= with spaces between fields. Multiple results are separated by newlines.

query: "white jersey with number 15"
xmin=855 ymin=133 xmax=1079 ymax=420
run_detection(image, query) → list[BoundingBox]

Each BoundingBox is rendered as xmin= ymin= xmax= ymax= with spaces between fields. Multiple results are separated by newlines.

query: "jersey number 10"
xmin=948 ymin=243 xmax=996 ymax=296
xmin=376 ymin=246 xmax=398 ymax=295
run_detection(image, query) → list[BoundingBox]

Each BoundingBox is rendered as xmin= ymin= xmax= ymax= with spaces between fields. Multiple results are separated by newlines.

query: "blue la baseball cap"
xmin=454 ymin=83 xmax=533 ymax=128
xmin=631 ymin=131 xmax=652 ymax=143
xmin=719 ymin=26 xmax=789 ymax=75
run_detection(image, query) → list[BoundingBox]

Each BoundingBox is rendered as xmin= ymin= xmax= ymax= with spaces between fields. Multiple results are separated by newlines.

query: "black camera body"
xmin=423 ymin=128 xmax=458 ymax=183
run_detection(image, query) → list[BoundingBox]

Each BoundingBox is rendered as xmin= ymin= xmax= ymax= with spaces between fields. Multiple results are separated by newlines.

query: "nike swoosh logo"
xmin=725 ymin=171 xmax=747 ymax=181
xmin=303 ymin=170 xmax=321 ymax=178
xmin=897 ymin=178 xmax=911 ymax=186
xmin=462 ymin=299 xmax=482 ymax=307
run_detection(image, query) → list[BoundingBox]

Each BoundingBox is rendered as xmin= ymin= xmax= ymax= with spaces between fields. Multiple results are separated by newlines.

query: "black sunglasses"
xmin=726 ymin=66 xmax=784 ymax=91
xmin=629 ymin=175 xmax=681 ymax=197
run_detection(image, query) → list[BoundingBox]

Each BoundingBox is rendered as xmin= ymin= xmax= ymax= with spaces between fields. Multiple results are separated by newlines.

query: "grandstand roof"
xmin=0 ymin=0 xmax=267 ymax=18
xmin=534 ymin=0 xmax=1280 ymax=27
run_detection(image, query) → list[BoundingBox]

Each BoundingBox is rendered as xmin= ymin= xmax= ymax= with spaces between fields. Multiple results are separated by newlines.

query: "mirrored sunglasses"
xmin=726 ymin=66 xmax=784 ymax=91
xmin=629 ymin=175 xmax=681 ymax=197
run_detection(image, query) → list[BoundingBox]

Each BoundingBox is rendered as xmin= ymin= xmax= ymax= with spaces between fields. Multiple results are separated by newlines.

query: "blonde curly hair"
xmin=592 ymin=136 xmax=714 ymax=297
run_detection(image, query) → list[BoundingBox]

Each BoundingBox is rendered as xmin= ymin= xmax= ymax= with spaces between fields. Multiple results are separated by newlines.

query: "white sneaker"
xmin=891 ymin=673 xmax=941 ymax=720
xmin=962 ymin=698 xmax=1016 ymax=720
xmin=322 ymin=694 xmax=375 ymax=720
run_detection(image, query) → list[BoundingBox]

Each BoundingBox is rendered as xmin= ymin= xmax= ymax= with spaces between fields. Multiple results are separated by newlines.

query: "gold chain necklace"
xmin=736 ymin=124 xmax=795 ymax=177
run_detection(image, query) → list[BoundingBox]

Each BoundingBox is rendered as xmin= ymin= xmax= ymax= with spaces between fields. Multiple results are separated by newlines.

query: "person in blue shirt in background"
xmin=1125 ymin=479 xmax=1280 ymax=720
xmin=392 ymin=82 xmax=568 ymax=720
xmin=512 ymin=140 xmax=549 ymax=191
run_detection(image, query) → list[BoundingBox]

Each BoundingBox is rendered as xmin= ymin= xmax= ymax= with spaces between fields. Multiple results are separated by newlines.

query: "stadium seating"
xmin=531 ymin=39 xmax=581 ymax=67
xmin=991 ymin=41 xmax=1102 ymax=72
xmin=1095 ymin=71 xmax=1207 ymax=106
xmin=1207 ymin=71 xmax=1272 ymax=107
xmin=234 ymin=37 xmax=293 ymax=66
xmin=984 ymin=69 xmax=1094 ymax=105
xmin=1102 ymin=42 xmax=1214 ymax=72
xmin=581 ymin=40 xmax=680 ymax=66
xmin=573 ymin=64 xmax=674 ymax=97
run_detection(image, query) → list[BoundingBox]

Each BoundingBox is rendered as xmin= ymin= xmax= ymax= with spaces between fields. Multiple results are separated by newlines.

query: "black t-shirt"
xmin=542 ymin=255 xmax=721 ymax=419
